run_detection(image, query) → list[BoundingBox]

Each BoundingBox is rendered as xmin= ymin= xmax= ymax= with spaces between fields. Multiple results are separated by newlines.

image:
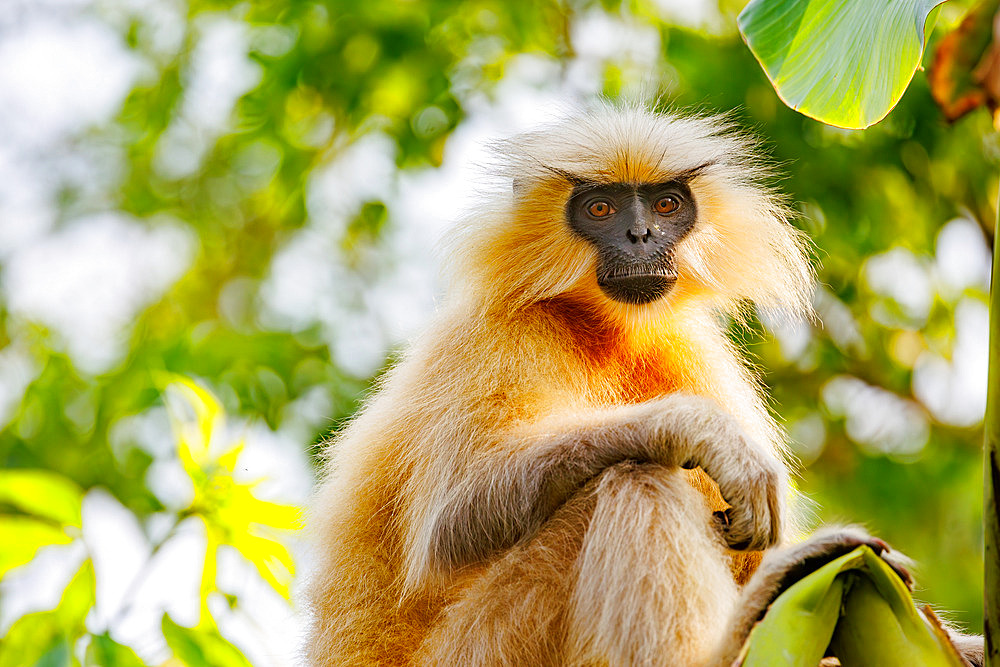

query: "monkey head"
xmin=565 ymin=176 xmax=699 ymax=305
xmin=447 ymin=104 xmax=813 ymax=324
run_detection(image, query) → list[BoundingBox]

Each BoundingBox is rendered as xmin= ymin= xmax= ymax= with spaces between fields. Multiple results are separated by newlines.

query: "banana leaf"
xmin=738 ymin=546 xmax=969 ymax=666
xmin=737 ymin=0 xmax=948 ymax=129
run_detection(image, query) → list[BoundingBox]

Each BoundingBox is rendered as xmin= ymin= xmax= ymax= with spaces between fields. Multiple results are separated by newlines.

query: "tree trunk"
xmin=986 ymin=195 xmax=1000 ymax=667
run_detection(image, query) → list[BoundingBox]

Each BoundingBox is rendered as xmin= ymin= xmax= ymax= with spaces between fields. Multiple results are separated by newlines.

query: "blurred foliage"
xmin=929 ymin=0 xmax=1000 ymax=123
xmin=0 ymin=378 xmax=297 ymax=664
xmin=0 ymin=0 xmax=993 ymax=663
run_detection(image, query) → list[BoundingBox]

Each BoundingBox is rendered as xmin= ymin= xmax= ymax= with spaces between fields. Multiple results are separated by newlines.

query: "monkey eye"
xmin=586 ymin=200 xmax=615 ymax=218
xmin=654 ymin=195 xmax=680 ymax=215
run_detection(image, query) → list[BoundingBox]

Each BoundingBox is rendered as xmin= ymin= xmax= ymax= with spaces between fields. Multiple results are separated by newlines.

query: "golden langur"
xmin=305 ymin=105 xmax=983 ymax=666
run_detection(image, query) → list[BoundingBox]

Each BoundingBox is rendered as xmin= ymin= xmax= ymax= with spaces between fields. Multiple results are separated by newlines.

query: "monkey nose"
xmin=625 ymin=227 xmax=652 ymax=244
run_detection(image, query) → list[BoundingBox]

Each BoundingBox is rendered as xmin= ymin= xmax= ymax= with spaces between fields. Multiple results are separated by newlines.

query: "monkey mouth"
xmin=597 ymin=267 xmax=677 ymax=305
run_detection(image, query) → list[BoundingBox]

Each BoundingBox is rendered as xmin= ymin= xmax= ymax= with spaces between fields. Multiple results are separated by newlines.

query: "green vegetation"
xmin=739 ymin=0 xmax=949 ymax=129
xmin=741 ymin=0 xmax=996 ymax=660
xmin=742 ymin=546 xmax=967 ymax=666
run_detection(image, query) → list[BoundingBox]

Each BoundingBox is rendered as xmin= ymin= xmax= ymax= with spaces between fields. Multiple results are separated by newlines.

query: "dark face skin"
xmin=566 ymin=180 xmax=697 ymax=305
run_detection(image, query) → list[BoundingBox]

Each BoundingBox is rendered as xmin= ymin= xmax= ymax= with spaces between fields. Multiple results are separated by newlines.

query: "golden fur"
xmin=306 ymin=104 xmax=815 ymax=665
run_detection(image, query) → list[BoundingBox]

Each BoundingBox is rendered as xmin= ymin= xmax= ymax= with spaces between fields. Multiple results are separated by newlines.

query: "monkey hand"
xmin=699 ymin=450 xmax=784 ymax=552
xmin=664 ymin=395 xmax=785 ymax=551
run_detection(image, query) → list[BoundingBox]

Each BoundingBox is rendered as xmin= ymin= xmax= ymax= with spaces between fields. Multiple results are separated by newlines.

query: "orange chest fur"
xmin=581 ymin=330 xmax=696 ymax=405
xmin=606 ymin=348 xmax=686 ymax=403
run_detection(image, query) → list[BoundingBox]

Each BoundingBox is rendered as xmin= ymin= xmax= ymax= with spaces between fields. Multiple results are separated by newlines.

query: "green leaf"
xmin=342 ymin=201 xmax=388 ymax=251
xmin=0 ymin=561 xmax=95 ymax=667
xmin=738 ymin=0 xmax=950 ymax=128
xmin=739 ymin=546 xmax=967 ymax=666
xmin=159 ymin=374 xmax=226 ymax=470
xmin=829 ymin=547 xmax=969 ymax=665
xmin=160 ymin=378 xmax=300 ymax=601
xmin=208 ymin=485 xmax=299 ymax=599
xmin=161 ymin=614 xmax=252 ymax=667
xmin=34 ymin=641 xmax=71 ymax=667
xmin=739 ymin=551 xmax=848 ymax=666
xmin=0 ymin=517 xmax=73 ymax=577
xmin=85 ymin=634 xmax=146 ymax=667
xmin=0 ymin=470 xmax=83 ymax=527
xmin=229 ymin=531 xmax=295 ymax=599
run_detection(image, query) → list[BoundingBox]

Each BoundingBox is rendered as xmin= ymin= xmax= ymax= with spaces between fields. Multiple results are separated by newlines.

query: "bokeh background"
xmin=0 ymin=0 xmax=993 ymax=664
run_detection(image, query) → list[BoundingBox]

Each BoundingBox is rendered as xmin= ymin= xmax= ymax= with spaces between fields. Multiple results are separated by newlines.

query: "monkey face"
xmin=566 ymin=180 xmax=697 ymax=305
xmin=447 ymin=106 xmax=812 ymax=318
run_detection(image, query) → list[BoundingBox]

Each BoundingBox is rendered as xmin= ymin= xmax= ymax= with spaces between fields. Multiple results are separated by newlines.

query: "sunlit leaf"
xmin=230 ymin=531 xmax=295 ymax=599
xmin=223 ymin=485 xmax=302 ymax=533
xmin=161 ymin=379 xmax=300 ymax=602
xmin=200 ymin=491 xmax=299 ymax=599
xmin=161 ymin=615 xmax=252 ymax=667
xmin=215 ymin=441 xmax=244 ymax=473
xmin=0 ymin=470 xmax=83 ymax=527
xmin=0 ymin=517 xmax=73 ymax=577
xmin=739 ymin=546 xmax=967 ymax=665
xmin=0 ymin=620 xmax=67 ymax=667
xmin=212 ymin=486 xmax=299 ymax=598
xmin=34 ymin=641 xmax=72 ymax=667
xmin=85 ymin=634 xmax=145 ymax=667
xmin=738 ymin=0 xmax=949 ymax=128
xmin=0 ymin=561 xmax=95 ymax=667
xmin=200 ymin=526 xmax=220 ymax=616
xmin=159 ymin=374 xmax=225 ymax=468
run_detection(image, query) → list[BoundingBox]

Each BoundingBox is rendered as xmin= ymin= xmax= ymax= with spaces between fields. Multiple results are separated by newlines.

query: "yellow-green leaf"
xmin=161 ymin=614 xmax=252 ymax=667
xmin=0 ymin=470 xmax=83 ymax=527
xmin=160 ymin=377 xmax=300 ymax=604
xmin=215 ymin=440 xmax=244 ymax=473
xmin=739 ymin=552 xmax=847 ymax=666
xmin=160 ymin=374 xmax=225 ymax=468
xmin=200 ymin=524 xmax=220 ymax=616
xmin=0 ymin=560 xmax=95 ymax=667
xmin=84 ymin=634 xmax=145 ymax=667
xmin=230 ymin=531 xmax=295 ymax=599
xmin=829 ymin=548 xmax=967 ymax=665
xmin=740 ymin=546 xmax=968 ymax=666
xmin=0 ymin=517 xmax=73 ymax=577
xmin=738 ymin=0 xmax=950 ymax=129
xmin=33 ymin=641 xmax=72 ymax=667
xmin=221 ymin=486 xmax=302 ymax=533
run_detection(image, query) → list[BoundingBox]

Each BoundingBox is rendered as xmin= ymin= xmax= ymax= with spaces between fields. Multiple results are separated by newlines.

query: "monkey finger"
xmin=860 ymin=535 xmax=914 ymax=586
xmin=868 ymin=537 xmax=890 ymax=554
xmin=727 ymin=482 xmax=783 ymax=551
xmin=832 ymin=530 xmax=914 ymax=588
xmin=721 ymin=503 xmax=772 ymax=551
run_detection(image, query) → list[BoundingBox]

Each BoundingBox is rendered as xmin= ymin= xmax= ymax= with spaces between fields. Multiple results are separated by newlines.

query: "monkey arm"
xmin=415 ymin=393 xmax=786 ymax=578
